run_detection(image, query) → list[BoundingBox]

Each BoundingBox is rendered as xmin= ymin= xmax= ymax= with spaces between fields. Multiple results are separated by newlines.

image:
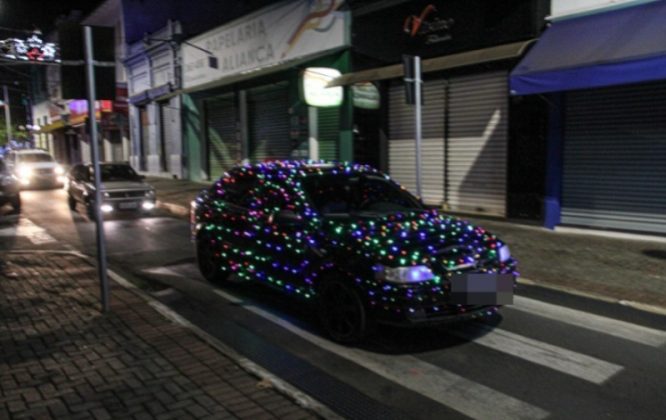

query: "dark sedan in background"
xmin=66 ymin=163 xmax=156 ymax=219
xmin=191 ymin=161 xmax=516 ymax=343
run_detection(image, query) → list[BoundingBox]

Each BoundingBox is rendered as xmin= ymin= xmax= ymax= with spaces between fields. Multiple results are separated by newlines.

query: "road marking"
xmin=211 ymin=289 xmax=548 ymax=420
xmin=512 ymin=296 xmax=666 ymax=347
xmin=450 ymin=324 xmax=623 ymax=384
xmin=0 ymin=218 xmax=57 ymax=244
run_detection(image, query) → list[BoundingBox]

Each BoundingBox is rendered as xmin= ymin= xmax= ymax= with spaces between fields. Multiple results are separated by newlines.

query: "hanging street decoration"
xmin=0 ymin=33 xmax=59 ymax=63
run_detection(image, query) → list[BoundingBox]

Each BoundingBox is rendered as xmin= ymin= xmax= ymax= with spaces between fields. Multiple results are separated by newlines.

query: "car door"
xmin=205 ymin=171 xmax=259 ymax=279
xmin=250 ymin=180 xmax=314 ymax=296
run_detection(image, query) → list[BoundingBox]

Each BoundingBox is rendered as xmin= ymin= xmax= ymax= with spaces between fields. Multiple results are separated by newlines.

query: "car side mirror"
xmin=272 ymin=210 xmax=304 ymax=226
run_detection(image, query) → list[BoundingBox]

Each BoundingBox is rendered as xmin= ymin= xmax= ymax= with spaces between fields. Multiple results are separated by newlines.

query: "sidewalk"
xmin=149 ymin=176 xmax=666 ymax=310
xmin=0 ymin=252 xmax=318 ymax=419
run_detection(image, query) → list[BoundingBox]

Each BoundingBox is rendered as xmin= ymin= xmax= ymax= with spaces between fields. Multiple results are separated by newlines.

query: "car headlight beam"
xmin=54 ymin=165 xmax=65 ymax=175
xmin=18 ymin=166 xmax=32 ymax=179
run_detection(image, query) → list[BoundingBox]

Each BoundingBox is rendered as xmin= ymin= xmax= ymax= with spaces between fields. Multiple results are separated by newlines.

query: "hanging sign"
xmin=302 ymin=67 xmax=343 ymax=107
xmin=352 ymin=82 xmax=380 ymax=109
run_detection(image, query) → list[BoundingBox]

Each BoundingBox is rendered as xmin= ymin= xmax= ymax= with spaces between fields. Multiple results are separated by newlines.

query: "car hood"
xmin=86 ymin=181 xmax=151 ymax=191
xmin=17 ymin=162 xmax=58 ymax=169
xmin=321 ymin=210 xmax=507 ymax=272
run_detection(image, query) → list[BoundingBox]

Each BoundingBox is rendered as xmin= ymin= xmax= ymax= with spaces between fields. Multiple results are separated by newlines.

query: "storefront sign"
xmin=403 ymin=4 xmax=455 ymax=45
xmin=182 ymin=0 xmax=348 ymax=90
xmin=352 ymin=82 xmax=380 ymax=109
xmin=302 ymin=68 xmax=343 ymax=107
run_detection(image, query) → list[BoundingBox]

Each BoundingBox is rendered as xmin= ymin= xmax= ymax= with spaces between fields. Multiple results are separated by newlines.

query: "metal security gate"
xmin=248 ymin=83 xmax=291 ymax=162
xmin=139 ymin=107 xmax=149 ymax=170
xmin=447 ymin=71 xmax=508 ymax=216
xmin=562 ymin=81 xmax=666 ymax=234
xmin=206 ymin=95 xmax=239 ymax=180
xmin=388 ymin=79 xmax=446 ymax=205
xmin=159 ymin=102 xmax=173 ymax=172
xmin=318 ymin=107 xmax=339 ymax=161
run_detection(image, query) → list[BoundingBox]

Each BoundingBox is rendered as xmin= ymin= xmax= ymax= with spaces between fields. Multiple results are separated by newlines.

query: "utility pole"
xmin=84 ymin=25 xmax=110 ymax=313
xmin=3 ymin=85 xmax=11 ymax=143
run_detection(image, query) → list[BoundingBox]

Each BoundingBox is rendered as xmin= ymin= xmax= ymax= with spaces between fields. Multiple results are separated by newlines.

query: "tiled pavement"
xmin=0 ymin=252 xmax=318 ymax=419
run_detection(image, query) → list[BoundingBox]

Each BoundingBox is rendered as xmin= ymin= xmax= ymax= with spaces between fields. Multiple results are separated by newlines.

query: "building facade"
xmin=342 ymin=0 xmax=549 ymax=218
xmin=180 ymin=0 xmax=350 ymax=182
xmin=125 ymin=21 xmax=183 ymax=178
xmin=511 ymin=0 xmax=666 ymax=234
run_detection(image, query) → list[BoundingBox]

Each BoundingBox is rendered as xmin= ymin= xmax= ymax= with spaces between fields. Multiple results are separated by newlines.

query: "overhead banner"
xmin=182 ymin=0 xmax=348 ymax=90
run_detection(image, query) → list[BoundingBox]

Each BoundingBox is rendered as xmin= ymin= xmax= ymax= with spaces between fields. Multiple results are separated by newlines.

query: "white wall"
xmin=551 ymin=0 xmax=654 ymax=17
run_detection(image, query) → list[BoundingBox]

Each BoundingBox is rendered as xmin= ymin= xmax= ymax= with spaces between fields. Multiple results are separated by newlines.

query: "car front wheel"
xmin=318 ymin=278 xmax=368 ymax=344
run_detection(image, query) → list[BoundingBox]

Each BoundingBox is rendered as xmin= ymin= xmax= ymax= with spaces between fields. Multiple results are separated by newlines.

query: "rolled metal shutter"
xmin=562 ymin=82 xmax=666 ymax=234
xmin=318 ymin=107 xmax=339 ymax=161
xmin=139 ymin=107 xmax=149 ymax=170
xmin=206 ymin=95 xmax=239 ymax=180
xmin=388 ymin=79 xmax=446 ymax=205
xmin=447 ymin=71 xmax=508 ymax=216
xmin=248 ymin=83 xmax=291 ymax=162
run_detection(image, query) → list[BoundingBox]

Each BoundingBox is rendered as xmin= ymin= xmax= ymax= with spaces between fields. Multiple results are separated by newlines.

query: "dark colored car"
xmin=66 ymin=163 xmax=156 ymax=219
xmin=0 ymin=159 xmax=20 ymax=213
xmin=191 ymin=161 xmax=516 ymax=343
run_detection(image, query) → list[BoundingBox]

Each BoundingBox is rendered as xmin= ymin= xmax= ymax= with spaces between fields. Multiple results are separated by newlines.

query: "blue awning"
xmin=510 ymin=1 xmax=666 ymax=95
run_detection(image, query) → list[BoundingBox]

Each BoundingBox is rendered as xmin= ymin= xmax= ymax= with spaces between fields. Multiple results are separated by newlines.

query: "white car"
xmin=5 ymin=149 xmax=66 ymax=189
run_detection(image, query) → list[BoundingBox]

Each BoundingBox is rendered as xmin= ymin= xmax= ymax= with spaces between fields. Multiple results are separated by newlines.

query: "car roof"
xmin=229 ymin=160 xmax=379 ymax=176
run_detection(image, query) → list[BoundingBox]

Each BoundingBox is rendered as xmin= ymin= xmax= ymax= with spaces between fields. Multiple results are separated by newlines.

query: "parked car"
xmin=0 ymin=158 xmax=20 ymax=213
xmin=66 ymin=163 xmax=156 ymax=219
xmin=191 ymin=161 xmax=517 ymax=343
xmin=4 ymin=149 xmax=65 ymax=189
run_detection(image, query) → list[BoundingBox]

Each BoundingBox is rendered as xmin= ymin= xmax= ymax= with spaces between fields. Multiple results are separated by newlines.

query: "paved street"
xmin=2 ymin=188 xmax=666 ymax=419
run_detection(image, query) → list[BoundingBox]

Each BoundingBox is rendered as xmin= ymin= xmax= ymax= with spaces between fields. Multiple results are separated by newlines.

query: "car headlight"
xmin=18 ymin=166 xmax=32 ymax=178
xmin=145 ymin=189 xmax=155 ymax=197
xmin=374 ymin=264 xmax=434 ymax=284
xmin=498 ymin=245 xmax=511 ymax=262
xmin=54 ymin=165 xmax=65 ymax=175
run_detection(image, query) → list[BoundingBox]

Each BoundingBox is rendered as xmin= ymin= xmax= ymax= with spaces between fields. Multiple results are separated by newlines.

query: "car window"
xmin=18 ymin=153 xmax=54 ymax=163
xmin=216 ymin=172 xmax=258 ymax=208
xmin=302 ymin=173 xmax=421 ymax=215
xmin=99 ymin=165 xmax=140 ymax=182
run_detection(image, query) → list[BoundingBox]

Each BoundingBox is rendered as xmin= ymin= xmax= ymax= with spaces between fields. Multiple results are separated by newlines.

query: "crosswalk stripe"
xmin=512 ymin=296 xmax=666 ymax=348
xmin=212 ymin=289 xmax=549 ymax=420
xmin=450 ymin=323 xmax=623 ymax=384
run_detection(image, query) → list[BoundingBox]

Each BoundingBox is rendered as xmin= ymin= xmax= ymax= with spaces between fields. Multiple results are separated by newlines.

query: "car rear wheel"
xmin=318 ymin=279 xmax=368 ymax=344
xmin=196 ymin=237 xmax=229 ymax=284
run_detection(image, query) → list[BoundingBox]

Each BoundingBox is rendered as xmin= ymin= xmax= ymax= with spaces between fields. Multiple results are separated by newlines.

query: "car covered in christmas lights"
xmin=191 ymin=161 xmax=517 ymax=343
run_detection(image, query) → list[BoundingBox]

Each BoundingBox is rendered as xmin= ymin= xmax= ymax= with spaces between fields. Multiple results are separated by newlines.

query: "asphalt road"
xmin=3 ymin=188 xmax=666 ymax=419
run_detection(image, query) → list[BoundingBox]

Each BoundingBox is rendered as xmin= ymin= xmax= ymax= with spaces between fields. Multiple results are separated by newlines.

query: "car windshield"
xmin=100 ymin=165 xmax=140 ymax=182
xmin=18 ymin=153 xmax=54 ymax=163
xmin=302 ymin=172 xmax=422 ymax=215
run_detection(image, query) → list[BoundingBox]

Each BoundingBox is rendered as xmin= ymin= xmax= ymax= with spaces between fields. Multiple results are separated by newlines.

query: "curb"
xmin=5 ymin=250 xmax=340 ymax=420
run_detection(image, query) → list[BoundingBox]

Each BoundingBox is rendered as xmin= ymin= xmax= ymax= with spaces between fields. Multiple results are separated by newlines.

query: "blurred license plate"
xmin=449 ymin=273 xmax=514 ymax=305
xmin=119 ymin=202 xmax=138 ymax=209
